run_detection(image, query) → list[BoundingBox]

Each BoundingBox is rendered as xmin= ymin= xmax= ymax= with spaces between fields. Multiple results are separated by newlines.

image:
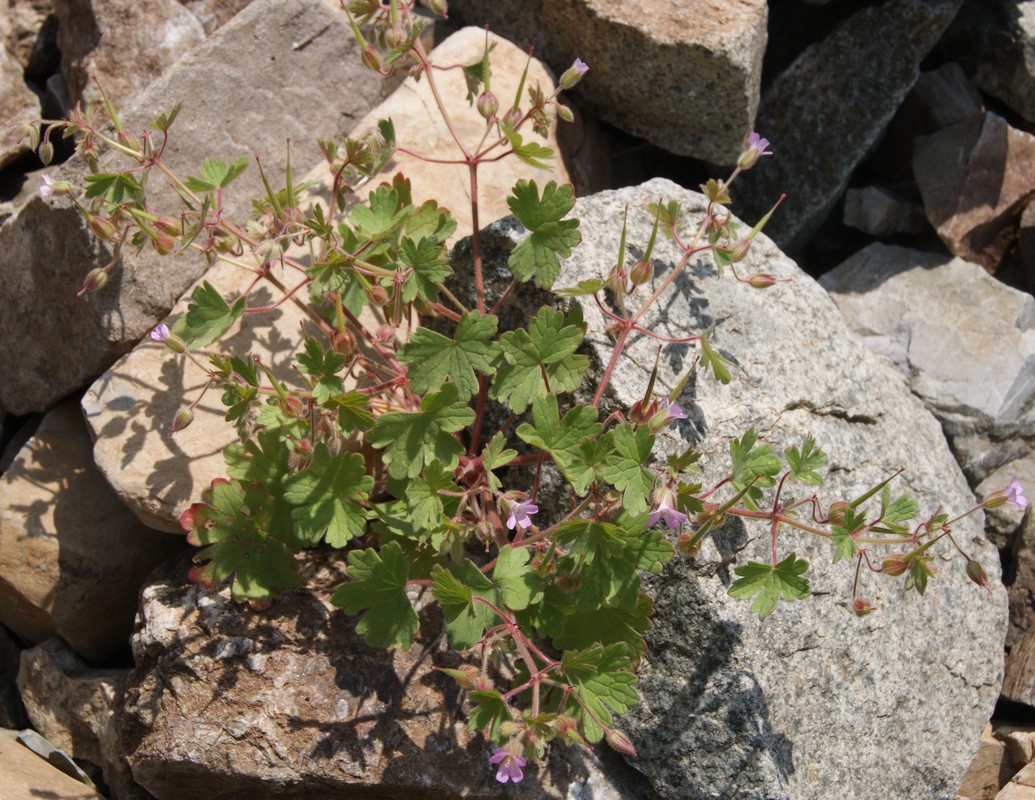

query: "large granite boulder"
xmin=0 ymin=0 xmax=384 ymax=416
xmin=445 ymin=0 xmax=768 ymax=164
xmin=467 ymin=177 xmax=1006 ymax=799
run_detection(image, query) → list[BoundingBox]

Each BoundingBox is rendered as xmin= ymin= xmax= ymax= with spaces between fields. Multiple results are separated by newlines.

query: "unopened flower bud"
xmin=375 ymin=325 xmax=394 ymax=344
xmin=727 ymin=237 xmax=752 ymax=263
xmin=558 ymin=58 xmax=589 ymax=91
xmin=677 ymin=532 xmax=700 ymax=557
xmin=555 ymin=103 xmax=574 ymax=123
xmin=361 ymin=46 xmax=382 ymax=73
xmin=965 ymin=559 xmax=989 ymax=589
xmin=502 ymin=107 xmax=523 ymax=129
xmin=851 ymin=597 xmax=876 ymax=617
xmin=629 ymin=258 xmax=654 ymax=287
xmin=38 ymin=140 xmax=54 ymax=166
xmin=747 ymin=273 xmax=777 ymax=289
xmin=429 ymin=0 xmax=448 ymax=17
xmin=605 ymin=728 xmax=637 ymax=757
xmin=282 ymin=396 xmax=304 ymax=418
xmin=117 ymin=127 xmax=141 ymax=152
xmin=882 ymin=554 xmax=910 ymax=577
xmin=384 ymin=22 xmax=409 ymax=49
xmin=477 ymin=91 xmax=499 ymax=121
xmin=329 ymin=328 xmax=355 ymax=356
xmin=827 ymin=501 xmax=850 ymax=524
xmin=154 ymin=216 xmax=181 ymax=236
xmin=87 ymin=214 xmax=117 ymax=240
xmin=367 ymin=284 xmax=390 ymax=306
xmin=151 ymin=230 xmax=176 ymax=255
xmin=78 ymin=267 xmax=109 ymax=295
xmin=170 ymin=408 xmax=195 ymax=435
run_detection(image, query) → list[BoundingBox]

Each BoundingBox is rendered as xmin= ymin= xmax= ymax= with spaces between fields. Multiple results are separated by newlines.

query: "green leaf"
xmin=184 ymin=479 xmax=300 ymax=602
xmin=786 ymin=435 xmax=827 ymax=485
xmin=368 ymin=383 xmax=475 ymax=479
xmin=404 ymin=460 xmax=454 ymax=530
xmin=330 ymin=390 xmax=374 ymax=433
xmin=880 ymin=486 xmax=918 ymax=532
xmin=490 ymin=307 xmax=589 ymax=414
xmin=184 ymin=155 xmax=250 ymax=193
xmin=332 ymin=542 xmax=419 ymax=649
xmin=506 ymin=180 xmax=581 ymax=288
xmin=399 ymin=235 xmax=452 ymax=303
xmin=83 ymin=172 xmax=142 ymax=204
xmin=431 ymin=561 xmax=497 ymax=650
xmin=601 ymin=424 xmax=655 ymax=515
xmin=482 ymin=432 xmax=517 ymax=491
xmin=398 ymin=311 xmax=499 ymax=399
xmin=700 ymin=330 xmax=731 ymax=385
xmin=176 ymin=281 xmax=246 ymax=348
xmin=148 ymin=102 xmax=182 ymax=132
xmin=729 ymin=428 xmax=781 ymax=510
xmin=282 ymin=444 xmax=372 ymax=547
xmin=555 ymin=278 xmax=606 ymax=297
xmin=516 ymin=395 xmax=602 ymax=491
xmin=350 ymin=185 xmax=412 ymax=240
xmin=468 ymin=689 xmax=511 ymax=738
xmin=296 ymin=338 xmax=346 ymax=404
xmin=559 ymin=643 xmax=639 ymax=742
xmin=502 ymin=125 xmax=555 ymax=170
xmin=556 ymin=518 xmax=673 ymax=611
xmin=493 ymin=545 xmax=544 ymax=611
xmin=404 ymin=198 xmax=456 ymax=243
xmin=830 ymin=507 xmax=866 ymax=564
xmin=224 ymin=429 xmax=291 ymax=487
xmin=728 ymin=552 xmax=811 ymax=621
xmin=553 ymin=593 xmax=654 ymax=656
xmin=306 ymin=252 xmax=355 ymax=295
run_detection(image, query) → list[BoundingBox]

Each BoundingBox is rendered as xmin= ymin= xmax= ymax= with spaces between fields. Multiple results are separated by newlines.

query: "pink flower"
xmin=1007 ymin=477 xmax=1028 ymax=510
xmin=506 ymin=497 xmax=539 ymax=530
xmin=647 ymin=489 xmax=687 ymax=530
xmin=39 ymin=174 xmax=54 ymax=199
xmin=489 ymin=745 xmax=526 ymax=784
xmin=559 ymin=58 xmax=589 ymax=90
xmin=150 ymin=323 xmax=171 ymax=342
xmin=738 ymin=132 xmax=773 ymax=170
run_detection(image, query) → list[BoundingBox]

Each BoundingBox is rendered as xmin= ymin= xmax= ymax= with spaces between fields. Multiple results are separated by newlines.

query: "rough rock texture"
xmin=17 ymin=638 xmax=142 ymax=800
xmin=977 ymin=456 xmax=1035 ymax=551
xmin=446 ymin=0 xmax=768 ymax=164
xmin=957 ymin=723 xmax=1014 ymax=800
xmin=120 ymin=551 xmax=654 ymax=800
xmin=0 ymin=16 xmax=41 ymax=169
xmin=55 ymin=0 xmax=206 ymax=111
xmin=1006 ymin=510 xmax=1035 ymax=650
xmin=734 ymin=0 xmax=962 ymax=252
xmin=0 ymin=0 xmax=384 ymax=416
xmin=0 ymin=624 xmax=28 ymax=729
xmin=82 ymin=258 xmax=321 ymax=532
xmin=1004 ymin=625 xmax=1035 ymax=707
xmin=942 ymin=0 xmax=1035 ymax=126
xmin=0 ymin=398 xmax=184 ymax=661
xmin=843 ymin=185 xmax=930 ymax=236
xmin=347 ymin=26 xmax=571 ymax=244
xmin=3 ymin=0 xmax=54 ymax=70
xmin=996 ymin=761 xmax=1035 ymax=799
xmin=913 ymin=112 xmax=1035 ymax=272
xmin=177 ymin=0 xmax=255 ymax=33
xmin=0 ymin=731 xmax=108 ymax=800
xmin=819 ymin=244 xmax=1035 ymax=494
xmin=83 ymin=25 xmax=572 ymax=533
xmin=473 ymin=178 xmax=1005 ymax=799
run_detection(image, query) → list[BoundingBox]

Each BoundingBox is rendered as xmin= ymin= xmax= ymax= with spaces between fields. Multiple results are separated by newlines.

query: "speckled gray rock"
xmin=734 ymin=0 xmax=962 ymax=252
xmin=476 ymin=178 xmax=1006 ymax=800
xmin=445 ymin=0 xmax=767 ymax=164
xmin=120 ymin=552 xmax=655 ymax=800
xmin=942 ymin=0 xmax=1035 ymax=126
xmin=820 ymin=244 xmax=1035 ymax=507
xmin=0 ymin=0 xmax=383 ymax=415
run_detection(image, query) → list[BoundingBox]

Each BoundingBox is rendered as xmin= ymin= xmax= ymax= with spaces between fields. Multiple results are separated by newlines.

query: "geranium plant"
xmin=13 ymin=0 xmax=1023 ymax=783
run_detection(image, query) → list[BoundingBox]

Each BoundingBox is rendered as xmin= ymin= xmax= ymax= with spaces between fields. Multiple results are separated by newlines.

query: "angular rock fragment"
xmin=446 ymin=0 xmax=767 ymax=164
xmin=734 ymin=0 xmax=962 ymax=252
